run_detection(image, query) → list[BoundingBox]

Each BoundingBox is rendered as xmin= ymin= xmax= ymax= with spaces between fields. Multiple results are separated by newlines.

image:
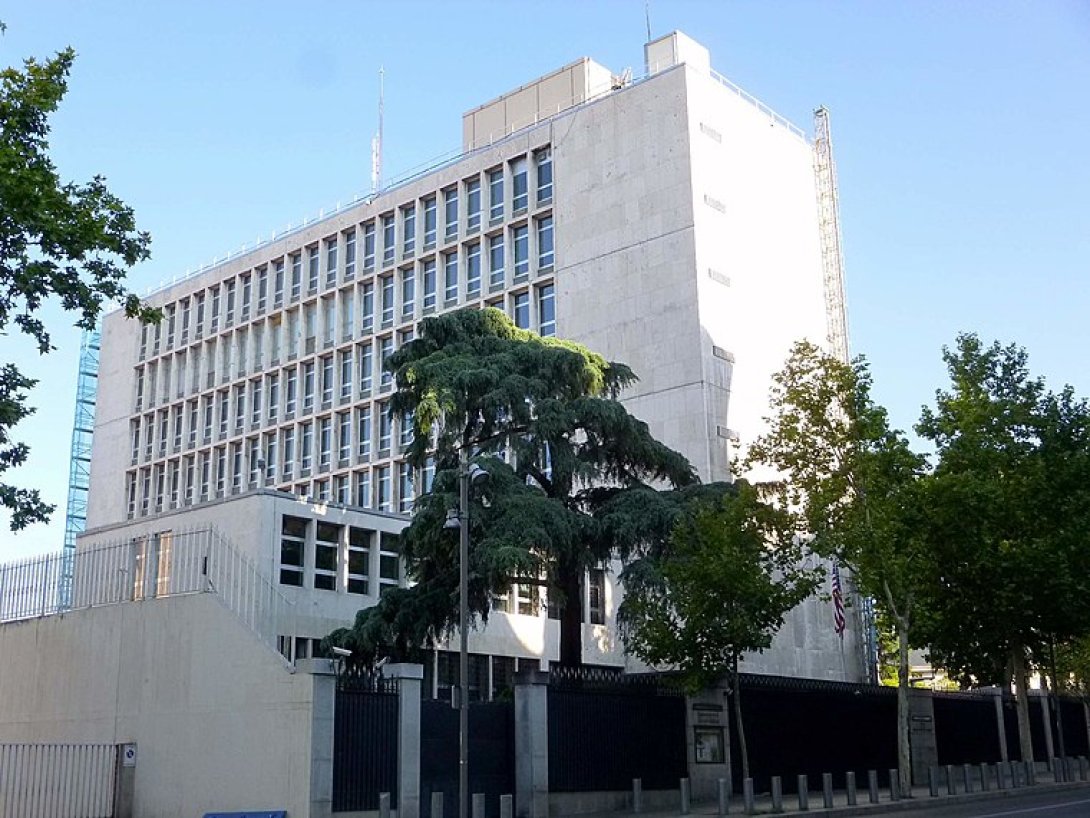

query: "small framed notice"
xmin=694 ymin=726 xmax=725 ymax=764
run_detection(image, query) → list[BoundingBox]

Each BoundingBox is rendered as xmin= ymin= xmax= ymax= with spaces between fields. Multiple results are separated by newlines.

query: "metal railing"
xmin=0 ymin=743 xmax=117 ymax=818
xmin=0 ymin=528 xmax=294 ymax=664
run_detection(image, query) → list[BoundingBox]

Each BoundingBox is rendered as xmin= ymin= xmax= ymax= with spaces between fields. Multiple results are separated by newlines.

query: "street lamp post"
xmin=446 ymin=449 xmax=489 ymax=818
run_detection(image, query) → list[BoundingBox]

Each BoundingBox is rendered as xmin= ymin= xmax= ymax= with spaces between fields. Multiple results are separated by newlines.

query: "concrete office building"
xmin=77 ymin=30 xmax=861 ymax=682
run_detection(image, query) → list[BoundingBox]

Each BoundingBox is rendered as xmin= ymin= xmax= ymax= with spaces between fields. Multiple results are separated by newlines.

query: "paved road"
xmin=894 ymin=788 xmax=1090 ymax=817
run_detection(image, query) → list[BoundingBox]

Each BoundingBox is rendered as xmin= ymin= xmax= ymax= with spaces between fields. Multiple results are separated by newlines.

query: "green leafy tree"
xmin=326 ymin=308 xmax=698 ymax=667
xmin=1 ymin=36 xmax=156 ymax=530
xmin=618 ymin=482 xmax=822 ymax=781
xmin=915 ymin=334 xmax=1090 ymax=763
xmin=746 ymin=340 xmax=932 ymax=794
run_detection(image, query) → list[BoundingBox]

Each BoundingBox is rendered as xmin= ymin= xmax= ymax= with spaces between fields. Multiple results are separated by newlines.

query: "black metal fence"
xmin=420 ymin=698 xmax=515 ymax=818
xmin=548 ymin=667 xmax=687 ymax=792
xmin=934 ymin=691 xmax=1001 ymax=765
xmin=332 ymin=671 xmax=399 ymax=812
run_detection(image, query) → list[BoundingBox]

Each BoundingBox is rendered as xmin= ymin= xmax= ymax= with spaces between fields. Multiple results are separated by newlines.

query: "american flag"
xmin=831 ymin=563 xmax=846 ymax=638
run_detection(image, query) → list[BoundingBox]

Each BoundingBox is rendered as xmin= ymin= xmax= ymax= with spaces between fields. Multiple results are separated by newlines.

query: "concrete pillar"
xmin=686 ymin=686 xmax=730 ymax=802
xmin=299 ymin=657 xmax=337 ymax=818
xmin=514 ymin=669 xmax=549 ymax=818
xmin=1032 ymin=691 xmax=1055 ymax=770
xmin=908 ymin=688 xmax=937 ymax=786
xmin=385 ymin=662 xmax=424 ymax=818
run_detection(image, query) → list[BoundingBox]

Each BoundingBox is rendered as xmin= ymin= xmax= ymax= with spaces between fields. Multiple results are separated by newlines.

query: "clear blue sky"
xmin=3 ymin=1 xmax=1089 ymax=558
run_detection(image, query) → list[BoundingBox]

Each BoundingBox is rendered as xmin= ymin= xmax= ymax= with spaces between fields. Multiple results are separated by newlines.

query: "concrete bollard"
xmin=1080 ymin=756 xmax=1089 ymax=782
xmin=472 ymin=793 xmax=485 ymax=818
xmin=743 ymin=778 xmax=755 ymax=815
xmin=963 ymin=763 xmax=973 ymax=794
xmin=1012 ymin=761 xmax=1023 ymax=788
xmin=822 ymin=773 xmax=833 ymax=809
xmin=431 ymin=791 xmax=444 ymax=818
xmin=1051 ymin=756 xmax=1060 ymax=782
xmin=680 ymin=777 xmax=691 ymax=815
xmin=717 ymin=777 xmax=730 ymax=817
xmin=867 ymin=770 xmax=879 ymax=804
xmin=1025 ymin=760 xmax=1035 ymax=786
xmin=928 ymin=766 xmax=939 ymax=797
xmin=500 ymin=794 xmax=513 ymax=818
xmin=946 ymin=764 xmax=956 ymax=795
xmin=770 ymin=776 xmax=783 ymax=813
xmin=997 ymin=761 xmax=1008 ymax=790
xmin=632 ymin=778 xmax=643 ymax=814
xmin=980 ymin=763 xmax=990 ymax=792
xmin=797 ymin=774 xmax=809 ymax=811
xmin=889 ymin=769 xmax=900 ymax=801
xmin=845 ymin=771 xmax=857 ymax=806
xmin=380 ymin=793 xmax=392 ymax=818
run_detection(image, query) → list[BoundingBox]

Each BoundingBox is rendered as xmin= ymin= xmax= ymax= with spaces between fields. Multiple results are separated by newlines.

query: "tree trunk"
xmin=557 ymin=561 xmax=583 ymax=667
xmin=1011 ymin=646 xmax=1035 ymax=763
xmin=732 ymin=652 xmax=749 ymax=783
xmin=896 ymin=618 xmax=912 ymax=795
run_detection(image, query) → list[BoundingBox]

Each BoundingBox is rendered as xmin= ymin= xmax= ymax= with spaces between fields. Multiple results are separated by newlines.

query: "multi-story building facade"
xmin=81 ymin=31 xmax=862 ymax=683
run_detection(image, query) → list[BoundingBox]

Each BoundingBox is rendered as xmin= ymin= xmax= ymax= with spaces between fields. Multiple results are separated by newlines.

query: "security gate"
xmin=0 ymin=743 xmax=118 ymax=818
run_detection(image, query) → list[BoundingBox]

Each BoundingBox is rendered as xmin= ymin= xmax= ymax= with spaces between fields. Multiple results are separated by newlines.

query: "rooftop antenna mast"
xmin=644 ymin=0 xmax=652 ymax=42
xmin=371 ymin=66 xmax=384 ymax=195
xmin=812 ymin=106 xmax=849 ymax=364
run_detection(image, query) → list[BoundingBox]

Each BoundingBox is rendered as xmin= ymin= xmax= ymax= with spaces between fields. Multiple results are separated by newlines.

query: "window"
xmin=360 ymin=282 xmax=375 ymax=333
xmin=325 ymin=237 xmax=339 ymax=287
xmin=378 ymin=401 xmax=392 ymax=452
xmin=511 ymin=225 xmax=530 ymax=278
xmin=513 ymin=291 xmax=530 ymax=329
xmin=444 ymin=187 xmax=458 ymax=239
xmin=287 ymin=311 xmax=300 ymax=359
xmin=210 ymin=287 xmax=221 ymax=331
xmin=537 ymin=216 xmax=554 ymax=269
xmin=363 ymin=222 xmax=376 ymax=270
xmin=422 ymin=259 xmax=437 ymax=310
xmin=216 ymin=447 xmax=227 ymax=496
xmin=194 ymin=293 xmax=206 ymax=338
xmin=187 ymin=401 xmax=198 ymax=447
xmin=355 ymin=470 xmax=372 ymax=508
xmin=338 ymin=412 xmax=351 ymax=462
xmin=251 ymin=379 xmax=262 ymax=426
xmin=218 ymin=391 xmax=229 ymax=437
xmin=341 ymin=289 xmax=354 ymax=341
xmin=402 ymin=267 xmax=415 ymax=317
xmin=380 ymin=337 xmax=394 ymax=389
xmin=165 ymin=305 xmax=176 ymax=348
xmin=538 ymin=284 xmax=555 ymax=336
xmin=234 ymin=386 xmax=245 ymax=432
xmin=282 ymin=427 xmax=296 ymax=478
xmin=336 ymin=474 xmax=349 ymax=505
xmin=268 ymin=373 xmax=280 ymax=422
xmin=184 ymin=457 xmax=195 ymax=504
xmin=398 ymin=462 xmax=414 ymax=512
xmin=321 ymin=355 xmax=334 ymax=405
xmin=322 ymin=297 xmax=335 ymax=346
xmin=402 ymin=205 xmax=416 ymax=257
xmin=172 ymin=410 xmax=183 ymax=451
xmin=308 ymin=247 xmax=320 ymax=293
xmin=344 ymin=229 xmax=356 ymax=279
xmin=382 ymin=213 xmax=395 ymax=265
xmin=313 ymin=522 xmax=339 ymax=591
xmin=291 ymin=254 xmax=302 ymax=301
xmin=535 ymin=147 xmax=552 ymax=203
xmin=380 ymin=276 xmax=394 ymax=326
xmin=280 ymin=516 xmax=307 ymax=586
xmin=378 ymin=531 xmax=399 ymax=589
xmin=339 ymin=351 xmax=353 ymax=400
xmin=257 ymin=268 xmax=268 ymax=314
xmin=301 ymin=422 xmax=313 ymax=472
xmin=357 ymin=406 xmax=372 ymax=459
xmin=265 ymin=433 xmax=278 ymax=481
xmin=488 ymin=168 xmax=504 ymax=222
xmin=225 ymin=281 xmax=236 ymax=326
xmin=303 ymin=362 xmax=315 ymax=413
xmin=423 ymin=196 xmax=437 ymax=248
xmin=248 ymin=437 xmax=261 ymax=486
xmin=348 ymin=528 xmax=371 ymax=594
xmin=588 ymin=568 xmax=606 ymax=624
xmin=231 ymin=443 xmax=243 ymax=492
xmin=466 ymin=178 xmax=481 ymax=232
xmin=489 ymin=234 xmax=505 ymax=289
xmin=274 ymin=260 xmax=285 ymax=306
xmin=422 ymin=456 xmax=436 ymax=494
xmin=400 ymin=410 xmax=414 ymax=450
xmin=286 ymin=368 xmax=298 ymax=416
xmin=199 ymin=454 xmax=211 ymax=500
xmin=444 ymin=252 xmax=458 ymax=303
xmin=512 ymin=157 xmax=528 ymax=212
xmin=240 ymin=275 xmax=251 ymax=320
xmin=131 ymin=421 xmax=141 ymax=463
xmin=466 ymin=242 xmax=481 ymax=297
xmin=203 ymin=397 xmax=213 ymax=443
xmin=358 ymin=343 xmax=373 ymax=394
xmin=319 ymin=417 xmax=332 ymax=468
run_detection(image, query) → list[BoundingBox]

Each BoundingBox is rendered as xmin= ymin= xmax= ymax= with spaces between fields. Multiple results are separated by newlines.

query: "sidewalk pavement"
xmin=577 ymin=761 xmax=1090 ymax=818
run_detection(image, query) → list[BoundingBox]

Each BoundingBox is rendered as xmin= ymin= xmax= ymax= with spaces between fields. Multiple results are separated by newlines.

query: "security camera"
xmin=331 ymin=646 xmax=352 ymax=658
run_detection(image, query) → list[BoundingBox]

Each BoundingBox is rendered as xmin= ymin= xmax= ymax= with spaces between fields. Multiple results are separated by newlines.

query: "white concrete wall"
xmin=0 ymin=593 xmax=319 ymax=817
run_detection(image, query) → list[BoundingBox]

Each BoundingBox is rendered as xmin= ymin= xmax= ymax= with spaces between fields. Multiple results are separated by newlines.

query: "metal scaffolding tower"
xmin=812 ymin=106 xmax=850 ymax=364
xmin=60 ymin=326 xmax=101 ymax=609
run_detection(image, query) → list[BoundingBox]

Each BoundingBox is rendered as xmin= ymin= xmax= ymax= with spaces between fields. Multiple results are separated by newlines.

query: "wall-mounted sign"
xmin=694 ymin=727 xmax=725 ymax=764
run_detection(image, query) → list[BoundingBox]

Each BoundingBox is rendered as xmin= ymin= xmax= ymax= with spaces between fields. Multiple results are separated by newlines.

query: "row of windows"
xmin=138 ymin=148 xmax=552 ymax=363
xmin=131 ymin=286 xmax=556 ymax=458
xmin=278 ymin=516 xmax=402 ymax=595
xmin=134 ymin=281 xmax=555 ymax=416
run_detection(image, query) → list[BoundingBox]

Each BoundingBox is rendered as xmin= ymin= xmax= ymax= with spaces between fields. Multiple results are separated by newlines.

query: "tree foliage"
xmin=745 ymin=340 xmax=931 ymax=793
xmin=0 ymin=38 xmax=156 ymax=530
xmin=326 ymin=308 xmax=704 ymax=667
